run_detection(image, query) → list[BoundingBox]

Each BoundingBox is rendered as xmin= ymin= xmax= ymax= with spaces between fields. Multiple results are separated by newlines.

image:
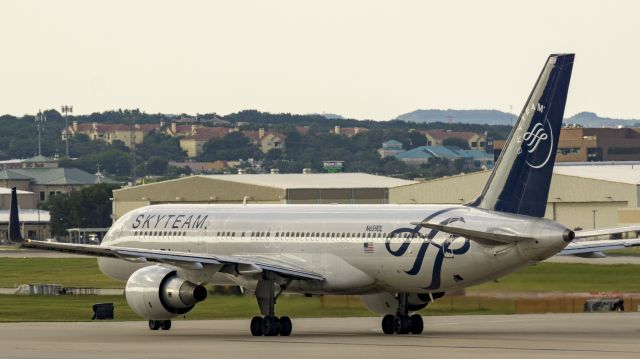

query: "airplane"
xmin=8 ymin=53 xmax=640 ymax=336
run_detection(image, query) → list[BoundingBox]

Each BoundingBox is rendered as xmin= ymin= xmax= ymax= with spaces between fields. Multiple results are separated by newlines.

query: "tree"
xmin=201 ymin=132 xmax=262 ymax=161
xmin=43 ymin=184 xmax=119 ymax=236
xmin=145 ymin=156 xmax=169 ymax=175
xmin=136 ymin=133 xmax=187 ymax=161
xmin=60 ymin=149 xmax=131 ymax=177
xmin=407 ymin=131 xmax=427 ymax=149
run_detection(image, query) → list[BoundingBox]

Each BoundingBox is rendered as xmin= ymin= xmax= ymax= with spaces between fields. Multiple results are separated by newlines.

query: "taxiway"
xmin=1 ymin=314 xmax=639 ymax=358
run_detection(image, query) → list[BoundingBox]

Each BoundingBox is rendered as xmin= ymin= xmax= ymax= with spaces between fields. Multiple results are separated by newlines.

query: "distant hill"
xmin=396 ymin=109 xmax=640 ymax=128
xmin=565 ymin=112 xmax=640 ymax=127
xmin=395 ymin=109 xmax=517 ymax=125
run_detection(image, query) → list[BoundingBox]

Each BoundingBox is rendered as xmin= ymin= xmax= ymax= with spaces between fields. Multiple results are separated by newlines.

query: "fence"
xmin=318 ymin=294 xmax=640 ymax=314
xmin=14 ymin=284 xmax=101 ymax=296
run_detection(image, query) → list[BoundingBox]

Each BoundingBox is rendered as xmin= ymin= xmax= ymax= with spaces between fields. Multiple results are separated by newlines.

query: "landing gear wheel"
xmin=381 ymin=315 xmax=395 ymax=334
xmin=409 ymin=314 xmax=423 ymax=335
xmin=160 ymin=320 xmax=172 ymax=331
xmin=262 ymin=316 xmax=280 ymax=336
xmin=393 ymin=315 xmax=410 ymax=334
xmin=148 ymin=320 xmax=161 ymax=331
xmin=279 ymin=316 xmax=292 ymax=336
xmin=250 ymin=316 xmax=264 ymax=336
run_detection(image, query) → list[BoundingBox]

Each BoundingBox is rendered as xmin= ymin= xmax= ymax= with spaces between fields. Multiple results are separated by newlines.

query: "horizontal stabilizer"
xmin=574 ymin=225 xmax=640 ymax=239
xmin=410 ymin=221 xmax=535 ymax=243
xmin=559 ymin=238 xmax=640 ymax=256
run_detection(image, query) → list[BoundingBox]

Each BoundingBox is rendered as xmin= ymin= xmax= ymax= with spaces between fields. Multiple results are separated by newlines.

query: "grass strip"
xmin=0 ymin=258 xmax=123 ymax=289
xmin=0 ymin=294 xmax=519 ymax=322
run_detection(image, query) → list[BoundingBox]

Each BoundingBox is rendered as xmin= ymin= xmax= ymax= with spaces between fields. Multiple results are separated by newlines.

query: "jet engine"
xmin=125 ymin=265 xmax=208 ymax=320
xmin=361 ymin=292 xmax=445 ymax=314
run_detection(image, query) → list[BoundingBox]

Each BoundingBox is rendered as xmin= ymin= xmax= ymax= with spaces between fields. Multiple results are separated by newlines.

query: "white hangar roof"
xmin=554 ymin=163 xmax=640 ymax=185
xmin=201 ymin=173 xmax=416 ymax=189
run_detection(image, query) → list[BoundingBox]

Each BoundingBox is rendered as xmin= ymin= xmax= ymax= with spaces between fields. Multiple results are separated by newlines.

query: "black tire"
xmin=381 ymin=315 xmax=395 ymax=335
xmin=279 ymin=316 xmax=292 ymax=336
xmin=148 ymin=320 xmax=161 ymax=331
xmin=160 ymin=320 xmax=172 ymax=331
xmin=409 ymin=314 xmax=423 ymax=335
xmin=393 ymin=315 xmax=410 ymax=334
xmin=250 ymin=316 xmax=263 ymax=336
xmin=262 ymin=316 xmax=279 ymax=336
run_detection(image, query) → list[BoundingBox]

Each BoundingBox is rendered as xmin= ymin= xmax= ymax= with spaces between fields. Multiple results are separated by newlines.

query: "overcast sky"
xmin=1 ymin=0 xmax=638 ymax=120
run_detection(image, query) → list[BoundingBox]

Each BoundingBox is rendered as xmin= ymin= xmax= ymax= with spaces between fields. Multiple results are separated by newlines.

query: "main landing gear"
xmin=381 ymin=293 xmax=423 ymax=335
xmin=148 ymin=320 xmax=172 ymax=331
xmin=250 ymin=274 xmax=293 ymax=336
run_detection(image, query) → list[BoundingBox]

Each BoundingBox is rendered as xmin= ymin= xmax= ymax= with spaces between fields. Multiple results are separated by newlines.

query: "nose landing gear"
xmin=148 ymin=320 xmax=172 ymax=331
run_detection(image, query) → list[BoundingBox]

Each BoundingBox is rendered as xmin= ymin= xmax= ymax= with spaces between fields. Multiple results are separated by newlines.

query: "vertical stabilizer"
xmin=9 ymin=187 xmax=23 ymax=242
xmin=472 ymin=54 xmax=574 ymax=217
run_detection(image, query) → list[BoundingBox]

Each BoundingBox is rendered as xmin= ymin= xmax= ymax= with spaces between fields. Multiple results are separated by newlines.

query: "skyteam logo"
xmin=384 ymin=207 xmax=471 ymax=290
xmin=523 ymin=123 xmax=548 ymax=153
xmin=516 ymin=102 xmax=554 ymax=169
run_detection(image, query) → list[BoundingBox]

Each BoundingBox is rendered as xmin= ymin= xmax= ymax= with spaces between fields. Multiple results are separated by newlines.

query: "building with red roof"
xmin=242 ymin=128 xmax=286 ymax=153
xmin=63 ymin=121 xmax=160 ymax=148
xmin=422 ymin=130 xmax=487 ymax=151
xmin=178 ymin=127 xmax=231 ymax=158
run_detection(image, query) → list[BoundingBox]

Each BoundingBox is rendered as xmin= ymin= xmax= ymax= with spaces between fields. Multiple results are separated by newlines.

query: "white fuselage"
xmin=98 ymin=203 xmax=568 ymax=295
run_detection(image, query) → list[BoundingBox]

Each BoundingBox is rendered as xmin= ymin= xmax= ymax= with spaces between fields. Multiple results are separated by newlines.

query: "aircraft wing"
xmin=22 ymin=240 xmax=324 ymax=281
xmin=558 ymin=238 xmax=640 ymax=256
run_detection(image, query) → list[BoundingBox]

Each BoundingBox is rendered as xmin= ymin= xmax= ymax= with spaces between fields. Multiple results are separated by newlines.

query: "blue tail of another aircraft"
xmin=472 ymin=54 xmax=574 ymax=218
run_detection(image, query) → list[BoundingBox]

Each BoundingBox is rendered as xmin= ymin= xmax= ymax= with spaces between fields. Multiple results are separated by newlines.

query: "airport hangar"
xmin=112 ymin=173 xmax=416 ymax=220
xmin=390 ymin=163 xmax=640 ymax=232
xmin=112 ymin=164 xmax=640 ymax=232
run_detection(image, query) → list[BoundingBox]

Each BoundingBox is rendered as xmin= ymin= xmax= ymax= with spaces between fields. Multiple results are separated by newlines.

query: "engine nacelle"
xmin=125 ymin=265 xmax=208 ymax=320
xmin=360 ymin=292 xmax=445 ymax=315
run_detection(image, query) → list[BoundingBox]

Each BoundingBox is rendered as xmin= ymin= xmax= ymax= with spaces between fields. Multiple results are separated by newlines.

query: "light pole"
xmin=61 ymin=105 xmax=73 ymax=157
xmin=592 ymin=209 xmax=598 ymax=229
xmin=131 ymin=111 xmax=137 ymax=186
xmin=35 ymin=110 xmax=47 ymax=156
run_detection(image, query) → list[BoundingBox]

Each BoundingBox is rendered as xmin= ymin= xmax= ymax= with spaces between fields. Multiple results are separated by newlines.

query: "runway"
xmin=1 ymin=314 xmax=639 ymax=359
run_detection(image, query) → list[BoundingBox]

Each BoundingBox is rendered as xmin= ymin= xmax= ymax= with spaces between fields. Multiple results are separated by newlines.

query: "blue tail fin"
xmin=472 ymin=54 xmax=574 ymax=217
xmin=9 ymin=187 xmax=24 ymax=242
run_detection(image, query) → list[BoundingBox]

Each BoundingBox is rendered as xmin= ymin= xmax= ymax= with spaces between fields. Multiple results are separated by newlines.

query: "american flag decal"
xmin=364 ymin=241 xmax=374 ymax=253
